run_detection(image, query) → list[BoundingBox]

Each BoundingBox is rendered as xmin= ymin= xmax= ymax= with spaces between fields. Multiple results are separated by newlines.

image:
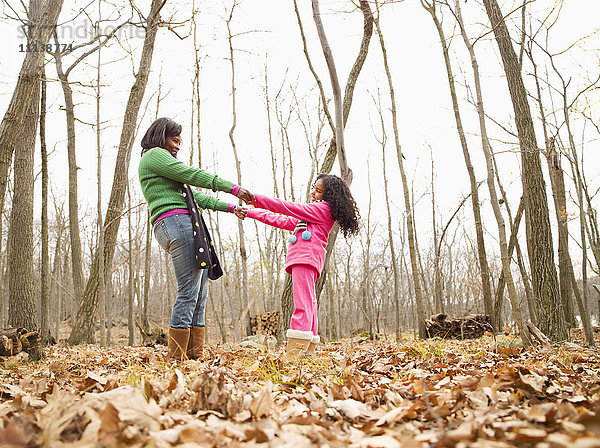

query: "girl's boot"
xmin=307 ymin=335 xmax=320 ymax=354
xmin=285 ymin=329 xmax=313 ymax=357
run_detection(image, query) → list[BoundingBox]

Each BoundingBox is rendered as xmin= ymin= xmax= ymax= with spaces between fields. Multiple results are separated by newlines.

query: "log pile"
xmin=0 ymin=328 xmax=41 ymax=357
xmin=136 ymin=320 xmax=167 ymax=346
xmin=250 ymin=311 xmax=279 ymax=337
xmin=425 ymin=314 xmax=492 ymax=339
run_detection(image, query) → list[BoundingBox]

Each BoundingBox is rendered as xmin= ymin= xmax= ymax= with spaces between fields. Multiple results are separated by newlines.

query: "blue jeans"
xmin=153 ymin=214 xmax=209 ymax=329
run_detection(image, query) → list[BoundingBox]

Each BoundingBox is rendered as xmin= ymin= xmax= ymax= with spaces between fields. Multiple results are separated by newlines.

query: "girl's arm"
xmin=252 ymin=193 xmax=332 ymax=224
xmin=143 ymin=148 xmax=234 ymax=193
xmin=246 ymin=208 xmax=297 ymax=231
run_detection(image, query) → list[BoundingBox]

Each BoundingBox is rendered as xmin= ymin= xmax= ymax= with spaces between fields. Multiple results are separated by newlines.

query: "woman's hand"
xmin=234 ymin=206 xmax=247 ymax=220
xmin=236 ymin=187 xmax=255 ymax=204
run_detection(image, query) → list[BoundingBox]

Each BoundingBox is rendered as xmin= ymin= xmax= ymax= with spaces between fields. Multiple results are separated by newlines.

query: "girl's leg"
xmin=290 ymin=264 xmax=318 ymax=332
xmin=154 ymin=214 xmax=201 ymax=329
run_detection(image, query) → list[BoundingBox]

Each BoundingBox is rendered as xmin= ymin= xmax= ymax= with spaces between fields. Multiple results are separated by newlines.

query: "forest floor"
xmin=1 ymin=334 xmax=600 ymax=447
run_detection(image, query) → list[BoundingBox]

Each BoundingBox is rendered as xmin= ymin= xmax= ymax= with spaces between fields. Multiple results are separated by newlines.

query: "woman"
xmin=138 ymin=117 xmax=253 ymax=360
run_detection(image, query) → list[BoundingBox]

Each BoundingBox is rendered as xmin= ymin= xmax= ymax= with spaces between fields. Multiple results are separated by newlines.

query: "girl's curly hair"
xmin=317 ymin=173 xmax=360 ymax=237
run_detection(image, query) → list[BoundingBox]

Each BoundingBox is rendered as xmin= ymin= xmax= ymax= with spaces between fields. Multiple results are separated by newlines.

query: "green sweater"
xmin=138 ymin=147 xmax=235 ymax=223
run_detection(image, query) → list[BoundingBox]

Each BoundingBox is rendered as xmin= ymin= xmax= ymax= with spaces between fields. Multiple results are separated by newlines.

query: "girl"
xmin=244 ymin=174 xmax=360 ymax=354
xmin=138 ymin=117 xmax=253 ymax=361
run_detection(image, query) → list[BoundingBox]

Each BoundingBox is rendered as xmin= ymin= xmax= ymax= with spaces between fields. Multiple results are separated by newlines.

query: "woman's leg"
xmin=290 ymin=264 xmax=318 ymax=332
xmin=188 ymin=269 xmax=209 ymax=359
xmin=154 ymin=214 xmax=201 ymax=329
xmin=191 ymin=269 xmax=209 ymax=327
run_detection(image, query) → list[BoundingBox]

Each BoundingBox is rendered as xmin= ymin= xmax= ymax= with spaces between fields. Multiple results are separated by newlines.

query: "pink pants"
xmin=290 ymin=264 xmax=319 ymax=335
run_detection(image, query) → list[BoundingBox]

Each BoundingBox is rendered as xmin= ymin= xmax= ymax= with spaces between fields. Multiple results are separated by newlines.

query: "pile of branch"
xmin=425 ymin=314 xmax=492 ymax=339
xmin=0 ymin=328 xmax=41 ymax=357
xmin=250 ymin=311 xmax=279 ymax=337
xmin=136 ymin=321 xmax=167 ymax=346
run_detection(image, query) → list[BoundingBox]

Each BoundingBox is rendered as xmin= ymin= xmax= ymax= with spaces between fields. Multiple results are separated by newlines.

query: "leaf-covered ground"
xmin=1 ymin=336 xmax=600 ymax=447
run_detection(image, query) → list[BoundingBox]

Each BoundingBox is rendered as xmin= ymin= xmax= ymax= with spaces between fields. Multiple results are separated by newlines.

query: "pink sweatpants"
xmin=290 ymin=264 xmax=319 ymax=335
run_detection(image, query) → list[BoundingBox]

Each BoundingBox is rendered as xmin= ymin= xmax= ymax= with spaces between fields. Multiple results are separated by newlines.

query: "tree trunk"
xmin=40 ymin=68 xmax=50 ymax=342
xmin=96 ymin=15 xmax=107 ymax=345
xmin=454 ymin=0 xmax=530 ymax=344
xmin=425 ymin=0 xmax=493 ymax=317
xmin=8 ymin=33 xmax=40 ymax=362
xmin=226 ymin=3 xmax=251 ymax=338
xmin=68 ymin=0 xmax=164 ymax=344
xmin=375 ymin=8 xmax=427 ymax=338
xmin=0 ymin=0 xmax=65 ymax=216
xmin=278 ymin=0 xmax=373 ymax=342
xmin=54 ymin=50 xmax=85 ymax=302
xmin=483 ymin=0 xmax=564 ymax=341
xmin=128 ymin=184 xmax=135 ymax=345
xmin=142 ymin=210 xmax=151 ymax=332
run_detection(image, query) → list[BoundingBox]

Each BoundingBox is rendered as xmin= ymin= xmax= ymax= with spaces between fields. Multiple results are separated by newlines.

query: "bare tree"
xmin=422 ymin=0 xmax=493 ymax=318
xmin=482 ymin=0 xmax=564 ymax=341
xmin=374 ymin=2 xmax=427 ymax=337
xmin=372 ymin=90 xmax=401 ymax=338
xmin=451 ymin=0 xmax=530 ymax=345
xmin=225 ymin=1 xmax=252 ymax=336
xmin=278 ymin=0 xmax=373 ymax=342
xmin=40 ymin=67 xmax=50 ymax=341
xmin=69 ymin=0 xmax=165 ymax=344
xmin=0 ymin=0 xmax=65 ymax=218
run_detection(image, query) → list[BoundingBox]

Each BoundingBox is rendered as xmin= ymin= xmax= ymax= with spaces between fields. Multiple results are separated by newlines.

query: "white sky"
xmin=1 ymin=0 xmax=599 ymax=268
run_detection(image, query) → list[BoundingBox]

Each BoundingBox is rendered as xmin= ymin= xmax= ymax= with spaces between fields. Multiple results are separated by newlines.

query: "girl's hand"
xmin=234 ymin=206 xmax=247 ymax=220
xmin=236 ymin=187 xmax=255 ymax=204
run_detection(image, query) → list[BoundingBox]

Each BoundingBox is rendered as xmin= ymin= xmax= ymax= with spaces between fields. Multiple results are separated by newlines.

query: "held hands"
xmin=233 ymin=205 xmax=248 ymax=220
xmin=236 ymin=187 xmax=255 ymax=204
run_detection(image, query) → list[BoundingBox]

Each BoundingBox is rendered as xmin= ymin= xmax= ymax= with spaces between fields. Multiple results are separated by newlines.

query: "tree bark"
xmin=68 ymin=0 xmax=165 ymax=344
xmin=482 ymin=0 xmax=564 ymax=341
xmin=7 ymin=1 xmax=45 ymax=351
xmin=0 ymin=0 xmax=65 ymax=217
xmin=54 ymin=48 xmax=85 ymax=301
xmin=424 ymin=0 xmax=493 ymax=318
xmin=226 ymin=2 xmax=252 ymax=337
xmin=278 ymin=0 xmax=373 ymax=342
xmin=375 ymin=6 xmax=427 ymax=338
xmin=8 ymin=78 xmax=41 ymax=350
xmin=40 ymin=67 xmax=50 ymax=341
xmin=454 ymin=0 xmax=530 ymax=344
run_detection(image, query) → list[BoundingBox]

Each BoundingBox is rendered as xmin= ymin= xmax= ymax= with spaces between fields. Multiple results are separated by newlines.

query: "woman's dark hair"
xmin=317 ymin=173 xmax=360 ymax=237
xmin=140 ymin=117 xmax=182 ymax=155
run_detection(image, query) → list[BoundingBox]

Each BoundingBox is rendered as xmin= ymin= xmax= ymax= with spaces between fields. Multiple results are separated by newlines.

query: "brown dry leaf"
xmin=572 ymin=437 xmax=600 ymax=448
xmin=518 ymin=370 xmax=547 ymax=393
xmin=249 ymin=381 xmax=273 ymax=419
xmin=0 ymin=420 xmax=28 ymax=447
xmin=376 ymin=401 xmax=418 ymax=426
xmin=98 ymin=401 xmax=120 ymax=445
xmin=511 ymin=426 xmax=548 ymax=442
xmin=179 ymin=424 xmax=215 ymax=444
xmin=327 ymin=398 xmax=373 ymax=421
xmin=522 ymin=402 xmax=557 ymax=423
xmin=444 ymin=419 xmax=475 ymax=442
xmin=168 ymin=368 xmax=186 ymax=400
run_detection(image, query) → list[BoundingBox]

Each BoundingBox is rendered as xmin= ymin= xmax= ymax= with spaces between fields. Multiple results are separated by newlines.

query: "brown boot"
xmin=187 ymin=326 xmax=205 ymax=360
xmin=285 ymin=329 xmax=313 ymax=358
xmin=168 ymin=327 xmax=190 ymax=361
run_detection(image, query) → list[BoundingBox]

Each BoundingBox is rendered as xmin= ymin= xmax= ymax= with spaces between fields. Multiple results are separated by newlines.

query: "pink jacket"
xmin=247 ymin=194 xmax=335 ymax=277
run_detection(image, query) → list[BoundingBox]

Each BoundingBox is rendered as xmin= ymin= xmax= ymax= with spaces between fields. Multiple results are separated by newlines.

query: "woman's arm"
xmin=143 ymin=148 xmax=234 ymax=193
xmin=252 ymin=194 xmax=332 ymax=224
xmin=246 ymin=208 xmax=297 ymax=231
xmin=193 ymin=191 xmax=231 ymax=212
